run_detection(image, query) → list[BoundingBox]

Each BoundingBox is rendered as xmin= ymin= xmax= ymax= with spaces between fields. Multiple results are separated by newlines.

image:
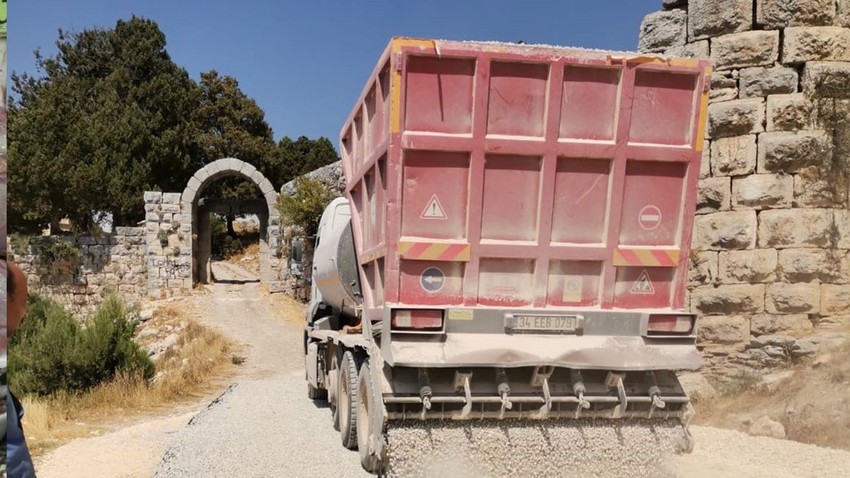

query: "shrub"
xmin=23 ymin=236 xmax=83 ymax=277
xmin=9 ymin=294 xmax=155 ymax=397
xmin=277 ymin=176 xmax=337 ymax=237
xmin=210 ymin=215 xmax=249 ymax=259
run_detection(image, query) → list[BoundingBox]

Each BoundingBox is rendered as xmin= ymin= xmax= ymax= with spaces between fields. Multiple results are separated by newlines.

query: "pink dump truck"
xmin=303 ymin=37 xmax=711 ymax=475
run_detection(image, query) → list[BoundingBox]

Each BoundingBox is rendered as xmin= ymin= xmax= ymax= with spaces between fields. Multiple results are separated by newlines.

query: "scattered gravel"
xmin=155 ymin=268 xmax=369 ymax=478
xmin=386 ymin=419 xmax=686 ymax=478
xmin=155 ymin=375 xmax=368 ymax=478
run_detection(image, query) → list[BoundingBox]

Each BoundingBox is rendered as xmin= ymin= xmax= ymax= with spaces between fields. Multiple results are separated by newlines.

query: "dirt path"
xmin=31 ymin=262 xmax=850 ymax=477
xmin=33 ymin=411 xmax=197 ymax=478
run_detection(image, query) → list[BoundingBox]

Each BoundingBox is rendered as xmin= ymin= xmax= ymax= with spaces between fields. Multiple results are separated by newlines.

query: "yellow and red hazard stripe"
xmin=398 ymin=241 xmax=471 ymax=262
xmin=613 ymin=248 xmax=680 ymax=267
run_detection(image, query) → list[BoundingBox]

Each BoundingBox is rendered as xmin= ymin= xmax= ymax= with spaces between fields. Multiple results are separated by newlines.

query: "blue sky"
xmin=11 ymin=1 xmax=658 ymax=147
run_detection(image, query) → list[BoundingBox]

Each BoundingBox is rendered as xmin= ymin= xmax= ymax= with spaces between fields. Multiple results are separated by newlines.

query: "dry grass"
xmin=21 ymin=303 xmax=236 ymax=456
xmin=265 ymin=289 xmax=307 ymax=328
xmin=225 ymin=242 xmax=260 ymax=276
xmin=696 ymin=335 xmax=850 ymax=451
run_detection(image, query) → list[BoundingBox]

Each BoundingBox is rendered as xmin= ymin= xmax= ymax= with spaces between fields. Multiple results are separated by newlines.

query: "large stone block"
xmin=757 ymin=0 xmax=836 ymax=28
xmin=766 ymin=283 xmax=821 ymax=314
xmin=697 ymin=177 xmax=732 ymax=214
xmin=732 ymin=174 xmax=793 ymax=210
xmin=162 ymin=192 xmax=182 ymax=205
xmin=698 ymin=316 xmax=750 ymax=345
xmin=260 ymin=181 xmax=277 ymax=196
xmin=710 ymin=71 xmax=738 ymax=99
xmin=711 ymin=135 xmax=757 ymax=176
xmin=711 ymin=31 xmax=780 ymax=70
xmin=758 ymin=208 xmax=834 ymax=248
xmin=802 ymin=62 xmax=850 ymax=99
xmin=708 ymin=99 xmax=765 ymax=139
xmin=694 ymin=211 xmax=757 ymax=250
xmin=766 ymin=94 xmax=814 ymax=131
xmin=822 ymin=284 xmax=850 ymax=315
xmin=186 ymin=176 xmax=202 ymax=193
xmin=240 ymin=161 xmax=259 ymax=177
xmin=161 ymin=204 xmax=180 ymax=214
xmin=143 ymin=191 xmax=162 ymax=203
xmin=784 ymin=27 xmax=850 ymax=63
xmin=751 ymin=314 xmax=813 ymax=335
xmin=719 ymin=249 xmax=778 ymax=283
xmin=639 ymin=9 xmax=688 ymax=53
xmin=689 ymin=0 xmax=753 ymax=41
xmin=689 ymin=251 xmax=719 ymax=286
xmin=739 ymin=67 xmax=797 ymax=98
xmin=794 ymin=166 xmax=846 ymax=207
xmin=779 ymin=249 xmax=846 ymax=282
xmin=757 ymin=131 xmax=832 ymax=173
xmin=691 ymin=284 xmax=765 ymax=315
xmin=664 ymin=40 xmax=710 ymax=59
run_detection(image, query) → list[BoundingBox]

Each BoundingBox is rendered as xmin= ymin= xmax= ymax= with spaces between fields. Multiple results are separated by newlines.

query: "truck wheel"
xmin=357 ymin=361 xmax=383 ymax=473
xmin=330 ymin=353 xmax=340 ymax=431
xmin=339 ymin=350 xmax=360 ymax=449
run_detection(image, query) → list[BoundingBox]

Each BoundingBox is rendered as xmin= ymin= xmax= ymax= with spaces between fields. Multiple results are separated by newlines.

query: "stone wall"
xmin=640 ymin=0 xmax=850 ymax=378
xmin=144 ymin=191 xmax=193 ymax=296
xmin=11 ymin=227 xmax=147 ymax=317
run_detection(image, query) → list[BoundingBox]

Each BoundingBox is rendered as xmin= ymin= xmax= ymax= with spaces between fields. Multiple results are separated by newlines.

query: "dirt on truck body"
xmin=302 ymin=37 xmax=711 ymax=477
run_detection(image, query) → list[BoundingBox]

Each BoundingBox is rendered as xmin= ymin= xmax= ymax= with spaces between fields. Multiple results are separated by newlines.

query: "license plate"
xmin=508 ymin=315 xmax=580 ymax=334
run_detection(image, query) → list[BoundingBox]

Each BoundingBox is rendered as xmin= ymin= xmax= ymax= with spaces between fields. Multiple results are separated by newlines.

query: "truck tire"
xmin=357 ymin=361 xmax=383 ymax=474
xmin=330 ymin=353 xmax=340 ymax=431
xmin=339 ymin=350 xmax=360 ymax=449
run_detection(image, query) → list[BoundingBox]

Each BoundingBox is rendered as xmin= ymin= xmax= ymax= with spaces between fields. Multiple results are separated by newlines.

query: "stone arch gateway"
xmin=180 ymin=158 xmax=281 ymax=286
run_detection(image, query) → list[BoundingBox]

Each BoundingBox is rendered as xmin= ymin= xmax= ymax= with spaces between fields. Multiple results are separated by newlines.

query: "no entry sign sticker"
xmin=638 ymin=205 xmax=662 ymax=231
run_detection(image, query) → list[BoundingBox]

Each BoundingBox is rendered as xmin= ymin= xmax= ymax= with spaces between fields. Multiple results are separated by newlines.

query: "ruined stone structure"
xmin=640 ymin=0 xmax=850 ymax=377
xmin=11 ymin=227 xmax=147 ymax=317
xmin=10 ymin=158 xmax=299 ymax=317
xmin=146 ymin=157 xmax=284 ymax=295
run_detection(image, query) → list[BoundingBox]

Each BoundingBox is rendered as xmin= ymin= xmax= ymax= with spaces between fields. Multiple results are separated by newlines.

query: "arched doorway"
xmin=180 ymin=158 xmax=280 ymax=287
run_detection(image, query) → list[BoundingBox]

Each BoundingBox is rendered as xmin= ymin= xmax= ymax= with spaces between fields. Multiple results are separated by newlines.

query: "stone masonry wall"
xmin=10 ymin=227 xmax=147 ymax=318
xmin=640 ymin=0 xmax=850 ymax=378
xmin=144 ymin=191 xmax=193 ymax=296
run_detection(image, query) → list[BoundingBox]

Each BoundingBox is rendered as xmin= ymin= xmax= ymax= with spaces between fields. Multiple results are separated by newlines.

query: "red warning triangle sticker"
xmin=630 ymin=270 xmax=655 ymax=295
xmin=421 ymin=195 xmax=447 ymax=220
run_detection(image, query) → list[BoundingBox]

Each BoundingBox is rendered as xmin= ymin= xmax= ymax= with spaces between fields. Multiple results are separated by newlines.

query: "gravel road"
xmin=32 ymin=261 xmax=850 ymax=477
xmin=155 ymin=263 xmax=369 ymax=478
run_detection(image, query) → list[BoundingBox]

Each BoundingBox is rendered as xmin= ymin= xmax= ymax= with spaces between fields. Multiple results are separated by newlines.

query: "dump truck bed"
xmin=340 ymin=38 xmax=710 ymax=321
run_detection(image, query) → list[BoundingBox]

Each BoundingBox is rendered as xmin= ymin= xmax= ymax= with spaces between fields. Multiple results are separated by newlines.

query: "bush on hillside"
xmin=277 ymin=176 xmax=337 ymax=238
xmin=9 ymin=294 xmax=155 ymax=397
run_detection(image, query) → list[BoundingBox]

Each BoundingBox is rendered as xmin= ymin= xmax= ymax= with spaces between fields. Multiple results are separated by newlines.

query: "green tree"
xmin=8 ymin=17 xmax=198 ymax=232
xmin=191 ymin=70 xmax=279 ymax=235
xmin=192 ymin=70 xmax=277 ymax=198
xmin=276 ymin=136 xmax=340 ymax=184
